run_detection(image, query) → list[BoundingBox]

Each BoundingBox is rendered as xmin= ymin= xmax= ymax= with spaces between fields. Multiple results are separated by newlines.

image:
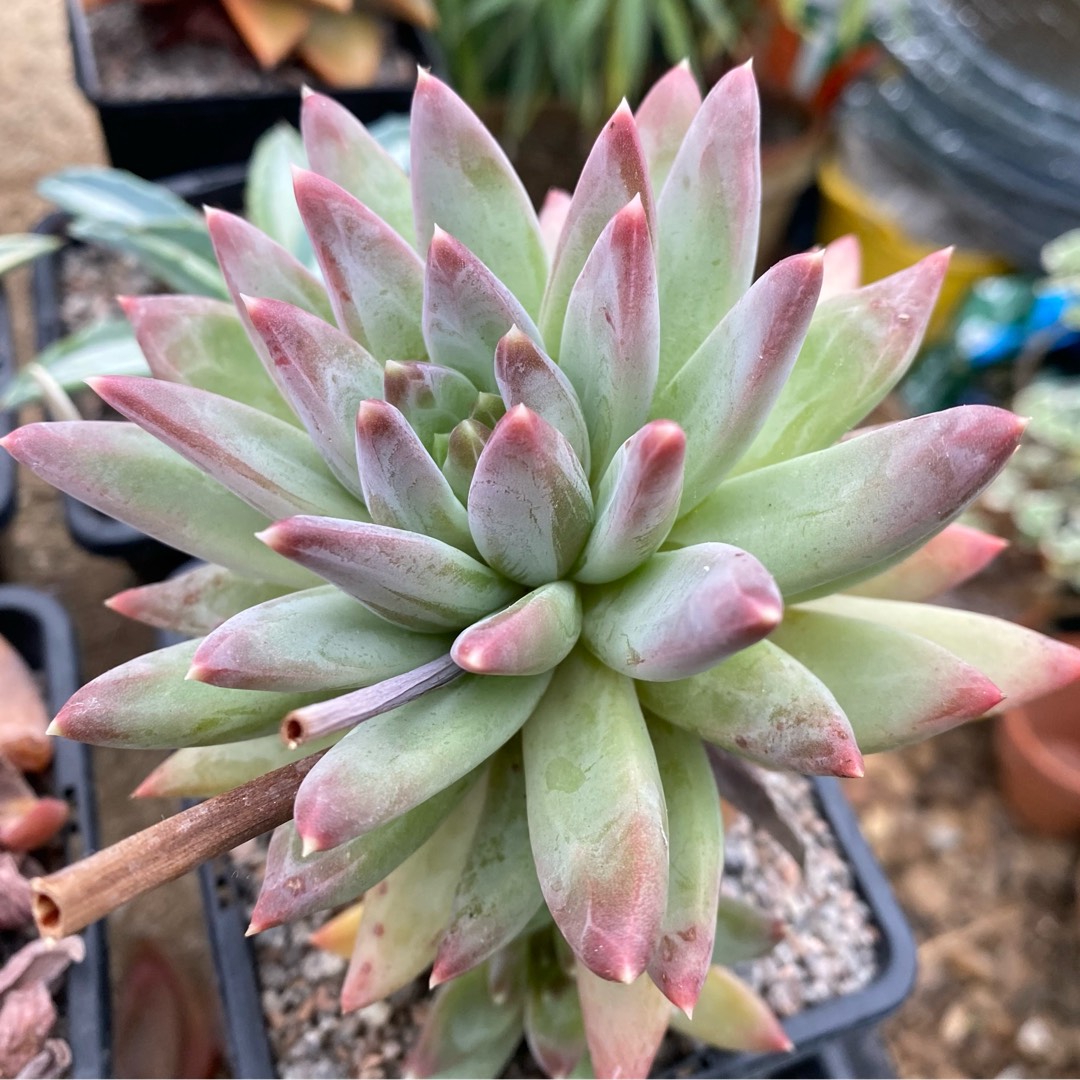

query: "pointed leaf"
xmin=712 ymin=897 xmax=784 ymax=966
xmin=133 ymin=730 xmax=342 ymax=799
xmin=422 ymin=226 xmax=544 ymax=393
xmin=432 ymin=739 xmax=544 ymax=986
xmin=355 ymin=399 xmax=475 ymax=552
xmin=301 ymin=89 xmax=415 ymax=245
xmin=672 ymin=407 xmax=1027 ymax=602
xmin=206 ymin=207 xmax=332 ymax=324
xmin=1 ymin=422 xmax=315 ymax=587
xmin=471 ymin=391 xmax=506 ymax=428
xmin=638 ymin=640 xmax=864 ymax=776
xmin=670 ymin=966 xmax=791 ymax=1053
xmin=524 ymin=933 xmax=587 ymax=1079
xmin=636 ymin=62 xmax=701 ymax=195
xmin=646 ymin=717 xmax=722 ymax=1015
xmin=451 ymin=582 xmax=581 ymax=677
xmin=383 ymin=359 xmax=479 ymax=452
xmin=494 ymin=327 xmax=590 ymax=473
xmin=119 ymin=295 xmax=295 ymax=424
xmin=245 ymin=122 xmax=311 ymax=262
xmin=243 ymin=295 xmax=383 ymax=498
xmin=406 ymin=964 xmax=524 ymax=1080
xmin=309 ymin=901 xmax=364 ymax=959
xmin=0 ymin=640 xmax=51 ymax=773
xmin=52 ymin=640 xmax=324 ymax=749
xmin=736 ymin=250 xmax=950 ymax=473
xmin=248 ymin=776 xmax=473 ymax=932
xmin=106 ymin=564 xmax=293 ymax=637
xmin=538 ymin=188 xmax=571 ymax=260
xmin=468 ymin=406 xmax=593 ymax=586
xmin=523 ymin=650 xmax=668 ymax=982
xmin=559 ymin=195 xmax=660 ymax=482
xmin=443 ymin=419 xmax=490 ymax=504
xmin=771 ymin=607 xmax=1002 ymax=753
xmin=573 ymin=420 xmax=685 ymax=584
xmin=0 ymin=233 xmax=61 ymax=276
xmin=803 ymin=594 xmax=1080 ymax=716
xmin=191 ymin=585 xmax=451 ymax=691
xmin=576 ymin=964 xmax=670 ymax=1080
xmin=657 ymin=64 xmax=760 ymax=382
xmin=294 ymin=168 xmax=426 ymax=360
xmin=411 ymin=71 xmax=547 ymax=316
xmin=295 ymin=672 xmax=551 ymax=851
xmin=654 ymin=252 xmax=822 ymax=511
xmin=540 ymin=102 xmax=656 ymax=352
xmin=260 ymin=516 xmax=520 ymax=632
xmin=90 ymin=375 xmax=365 ymax=521
xmin=582 ymin=544 xmax=782 ymax=682
xmin=342 ymin=782 xmax=484 ymax=1009
xmin=818 ymin=233 xmax=861 ymax=301
xmin=847 ymin=523 xmax=1008 ymax=601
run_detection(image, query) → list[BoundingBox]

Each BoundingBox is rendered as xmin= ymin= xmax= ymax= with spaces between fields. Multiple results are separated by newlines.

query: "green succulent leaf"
xmin=422 ymin=227 xmax=545 ymax=394
xmin=670 ymin=966 xmax=791 ymax=1053
xmin=537 ymin=189 xmax=570 ymax=260
xmin=671 ymin=406 xmax=1027 ymax=601
xmin=523 ymin=931 xmax=587 ymax=1078
xmin=191 ymin=586 xmax=451 ymax=692
xmin=90 ymin=376 xmax=366 ymax=522
xmin=654 ymin=251 xmax=822 ymax=511
xmin=301 ymin=91 xmax=416 ymax=246
xmin=294 ymin=671 xmax=551 ymax=851
xmin=383 ymin=360 xmax=480 ymax=453
xmin=243 ymin=296 xmax=382 ymax=498
xmin=712 ymin=896 xmax=784 ymax=967
xmin=646 ymin=716 xmax=722 ymax=1015
xmin=1 ymin=422 xmax=316 ymax=587
xmin=342 ymin=781 xmax=485 ymax=1010
xmin=106 ymin=564 xmax=293 ymax=638
xmin=38 ymin=167 xmax=204 ymax=228
xmin=581 ymin=544 xmax=782 ymax=682
xmin=294 ymin=168 xmax=427 ymax=361
xmin=122 ymin=295 xmax=297 ymax=426
xmin=451 ymin=581 xmax=582 ymax=676
xmin=0 ymin=233 xmax=61 ymax=276
xmin=522 ymin=649 xmax=668 ymax=983
xmin=405 ymin=963 xmax=524 ymax=1080
xmin=411 ymin=71 xmax=547 ymax=316
xmin=245 ymin=122 xmax=312 ymax=264
xmin=51 ymin=639 xmax=325 ymax=749
xmin=540 ymin=103 xmax=656 ymax=351
xmin=637 ymin=640 xmax=864 ymax=777
xmin=355 ymin=399 xmax=476 ymax=554
xmin=735 ymin=250 xmax=950 ymax=474
xmin=468 ymin=406 xmax=593 ymax=586
xmin=442 ymin=418 xmax=492 ymax=504
xmin=249 ymin=775 xmax=475 ymax=932
xmin=260 ymin=517 xmax=521 ymax=632
xmin=635 ymin=59 xmax=701 ymax=195
xmin=657 ymin=64 xmax=760 ymax=383
xmin=433 ymin=739 xmax=544 ymax=986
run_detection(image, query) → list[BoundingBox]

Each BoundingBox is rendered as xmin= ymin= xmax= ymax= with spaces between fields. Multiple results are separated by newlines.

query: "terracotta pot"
xmin=995 ymin=635 xmax=1080 ymax=835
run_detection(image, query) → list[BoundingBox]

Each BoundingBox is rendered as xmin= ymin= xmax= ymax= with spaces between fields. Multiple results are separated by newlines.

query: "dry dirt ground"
xmin=1 ymin=4 xmax=1079 ymax=1078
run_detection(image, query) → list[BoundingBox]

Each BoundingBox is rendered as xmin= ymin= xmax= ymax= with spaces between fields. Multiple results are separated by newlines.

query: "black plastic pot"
xmin=67 ymin=0 xmax=432 ymax=179
xmin=0 ymin=585 xmax=111 ymax=1078
xmin=30 ymin=167 xmax=245 ymax=582
xmin=0 ymin=285 xmax=16 ymax=535
xmin=198 ymin=775 xmax=912 ymax=1079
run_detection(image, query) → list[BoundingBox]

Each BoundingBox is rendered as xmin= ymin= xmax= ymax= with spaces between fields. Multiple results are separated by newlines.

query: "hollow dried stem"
xmin=31 ymin=750 xmax=326 ymax=940
xmin=281 ymin=654 xmax=462 ymax=747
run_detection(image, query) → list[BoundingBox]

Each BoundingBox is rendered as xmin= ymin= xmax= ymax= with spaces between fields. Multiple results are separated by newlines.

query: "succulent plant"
xmin=81 ymin=0 xmax=436 ymax=86
xmin=7 ymin=65 xmax=1080 ymax=1077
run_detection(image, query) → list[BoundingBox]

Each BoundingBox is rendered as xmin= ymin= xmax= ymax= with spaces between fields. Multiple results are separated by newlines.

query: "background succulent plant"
xmin=80 ymin=0 xmax=437 ymax=86
xmin=5 ymin=64 xmax=1080 ymax=1078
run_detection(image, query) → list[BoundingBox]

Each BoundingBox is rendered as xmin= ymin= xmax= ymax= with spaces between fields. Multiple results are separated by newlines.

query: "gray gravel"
xmin=230 ymin=771 xmax=879 ymax=1078
xmin=60 ymin=246 xmax=159 ymax=335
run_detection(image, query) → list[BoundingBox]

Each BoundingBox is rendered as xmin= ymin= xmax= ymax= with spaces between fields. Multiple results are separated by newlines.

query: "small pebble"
xmin=1016 ymin=1016 xmax=1056 ymax=1061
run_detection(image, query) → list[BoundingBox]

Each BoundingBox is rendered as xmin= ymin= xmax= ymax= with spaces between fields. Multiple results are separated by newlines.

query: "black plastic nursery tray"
xmin=0 ymin=585 xmax=111 ymax=1078
xmin=67 ymin=0 xmax=432 ymax=179
xmin=0 ymin=284 xmax=17 ymax=535
xmin=199 ymin=776 xmax=914 ymax=1079
xmin=30 ymin=166 xmax=246 ymax=582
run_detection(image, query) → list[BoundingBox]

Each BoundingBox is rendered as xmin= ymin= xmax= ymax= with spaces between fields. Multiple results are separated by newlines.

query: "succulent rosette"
xmin=6 ymin=64 xmax=1080 ymax=1078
